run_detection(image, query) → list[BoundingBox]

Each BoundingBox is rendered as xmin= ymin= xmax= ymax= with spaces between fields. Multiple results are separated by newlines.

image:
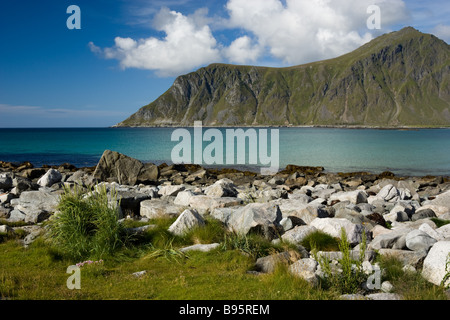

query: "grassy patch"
xmin=378 ymin=255 xmax=448 ymax=300
xmin=46 ymin=185 xmax=126 ymax=261
xmin=300 ymin=230 xmax=340 ymax=251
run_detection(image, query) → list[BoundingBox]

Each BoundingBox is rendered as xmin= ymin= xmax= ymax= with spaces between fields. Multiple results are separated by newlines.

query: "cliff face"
xmin=116 ymin=27 xmax=450 ymax=127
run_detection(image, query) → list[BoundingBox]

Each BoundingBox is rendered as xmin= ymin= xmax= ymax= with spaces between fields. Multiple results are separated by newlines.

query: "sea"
xmin=0 ymin=127 xmax=450 ymax=177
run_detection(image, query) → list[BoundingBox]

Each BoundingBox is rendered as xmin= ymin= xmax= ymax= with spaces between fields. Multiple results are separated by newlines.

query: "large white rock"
xmin=179 ymin=243 xmax=220 ymax=253
xmin=275 ymin=198 xmax=329 ymax=224
xmin=427 ymin=190 xmax=450 ymax=209
xmin=37 ymin=169 xmax=62 ymax=188
xmin=309 ymin=217 xmax=365 ymax=245
xmin=377 ymin=184 xmax=399 ymax=202
xmin=281 ymin=225 xmax=317 ymax=244
xmin=227 ymin=202 xmax=282 ymax=239
xmin=174 ymin=190 xmax=196 ymax=206
xmin=436 ymin=224 xmax=450 ymax=240
xmin=288 ymin=258 xmax=319 ymax=286
xmin=16 ymin=190 xmax=60 ymax=223
xmin=421 ymin=241 xmax=450 ymax=287
xmin=140 ymin=199 xmax=185 ymax=219
xmin=405 ymin=229 xmax=437 ymax=252
xmin=204 ymin=178 xmax=238 ymax=198
xmin=168 ymin=209 xmax=205 ymax=236
xmin=369 ymin=227 xmax=412 ymax=250
xmin=329 ymin=190 xmax=367 ymax=204
xmin=158 ymin=185 xmax=185 ymax=197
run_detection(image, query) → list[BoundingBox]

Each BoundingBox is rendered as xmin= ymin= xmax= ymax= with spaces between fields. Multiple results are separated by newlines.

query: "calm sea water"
xmin=0 ymin=127 xmax=449 ymax=176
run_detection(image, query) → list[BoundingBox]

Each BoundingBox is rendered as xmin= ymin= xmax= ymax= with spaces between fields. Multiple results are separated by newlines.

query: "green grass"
xmin=46 ymin=185 xmax=127 ymax=261
xmin=1 ymin=207 xmax=448 ymax=300
xmin=300 ymin=230 xmax=340 ymax=252
xmin=0 ymin=237 xmax=335 ymax=300
xmin=378 ymin=255 xmax=449 ymax=300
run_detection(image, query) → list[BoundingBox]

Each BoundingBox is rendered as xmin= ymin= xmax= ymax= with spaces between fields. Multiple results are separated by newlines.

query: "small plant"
xmin=46 ymin=185 xmax=126 ymax=261
xmin=221 ymin=232 xmax=278 ymax=259
xmin=144 ymin=236 xmax=189 ymax=263
xmin=312 ymin=228 xmax=368 ymax=294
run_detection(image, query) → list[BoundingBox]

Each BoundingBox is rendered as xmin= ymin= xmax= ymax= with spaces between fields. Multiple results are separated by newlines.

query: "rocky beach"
xmin=1 ymin=149 xmax=450 ymax=300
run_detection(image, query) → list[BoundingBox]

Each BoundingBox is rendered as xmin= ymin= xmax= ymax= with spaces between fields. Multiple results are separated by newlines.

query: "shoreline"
xmin=111 ymin=124 xmax=450 ymax=130
xmin=2 ymin=159 xmax=450 ymax=180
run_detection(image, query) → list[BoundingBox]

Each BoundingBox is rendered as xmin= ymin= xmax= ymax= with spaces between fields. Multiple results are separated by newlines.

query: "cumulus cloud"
xmin=90 ymin=7 xmax=221 ymax=77
xmin=432 ymin=24 xmax=450 ymax=43
xmin=91 ymin=0 xmax=410 ymax=76
xmin=224 ymin=0 xmax=409 ymax=64
xmin=223 ymin=36 xmax=262 ymax=64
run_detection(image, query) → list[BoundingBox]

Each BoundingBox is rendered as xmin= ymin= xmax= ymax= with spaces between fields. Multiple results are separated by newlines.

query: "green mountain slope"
xmin=116 ymin=27 xmax=450 ymax=127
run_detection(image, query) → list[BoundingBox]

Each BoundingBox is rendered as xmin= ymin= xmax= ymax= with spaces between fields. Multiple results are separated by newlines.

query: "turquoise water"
xmin=0 ymin=127 xmax=449 ymax=176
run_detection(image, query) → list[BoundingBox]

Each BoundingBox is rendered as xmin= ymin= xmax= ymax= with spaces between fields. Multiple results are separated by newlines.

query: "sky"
xmin=0 ymin=0 xmax=449 ymax=128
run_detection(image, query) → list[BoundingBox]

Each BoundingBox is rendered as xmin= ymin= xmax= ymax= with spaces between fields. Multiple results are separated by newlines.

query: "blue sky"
xmin=0 ymin=0 xmax=449 ymax=128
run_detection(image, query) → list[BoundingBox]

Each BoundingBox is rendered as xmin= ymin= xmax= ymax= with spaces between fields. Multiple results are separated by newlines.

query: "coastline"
xmin=110 ymin=124 xmax=450 ymax=130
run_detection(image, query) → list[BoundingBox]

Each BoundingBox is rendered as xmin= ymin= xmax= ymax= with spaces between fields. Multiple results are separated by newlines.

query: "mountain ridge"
xmin=116 ymin=27 xmax=450 ymax=128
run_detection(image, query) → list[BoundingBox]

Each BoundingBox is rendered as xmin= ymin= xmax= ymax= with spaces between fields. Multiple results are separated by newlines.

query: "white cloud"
xmin=432 ymin=24 xmax=450 ymax=43
xmin=91 ymin=7 xmax=221 ymax=77
xmin=224 ymin=0 xmax=409 ymax=64
xmin=223 ymin=36 xmax=262 ymax=64
xmin=91 ymin=0 xmax=411 ymax=76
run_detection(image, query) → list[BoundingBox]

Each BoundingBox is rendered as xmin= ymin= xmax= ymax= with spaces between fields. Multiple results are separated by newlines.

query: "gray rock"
xmin=310 ymin=217 xmax=366 ymax=245
xmin=329 ymin=190 xmax=368 ymax=204
xmin=15 ymin=190 xmax=60 ymax=223
xmin=168 ymin=209 xmax=205 ymax=236
xmin=227 ymin=202 xmax=283 ymax=239
xmin=210 ymin=207 xmax=236 ymax=224
xmin=37 ymin=169 xmax=62 ymax=188
xmin=281 ymin=225 xmax=317 ymax=245
xmin=411 ymin=208 xmax=437 ymax=222
xmin=366 ymin=293 xmax=402 ymax=300
xmin=93 ymin=150 xmax=144 ymax=186
xmin=369 ymin=227 xmax=412 ymax=250
xmin=158 ymin=185 xmax=185 ymax=197
xmin=340 ymin=294 xmax=369 ymax=300
xmin=381 ymin=281 xmax=394 ymax=293
xmin=421 ymin=241 xmax=450 ymax=287
xmin=288 ymin=258 xmax=319 ymax=286
xmin=377 ymin=249 xmax=427 ymax=268
xmin=66 ymin=170 xmax=95 ymax=187
xmin=140 ymin=199 xmax=185 ymax=219
xmin=0 ymin=173 xmax=13 ymax=190
xmin=405 ymin=229 xmax=437 ymax=252
xmin=255 ymin=251 xmax=301 ymax=273
xmin=275 ymin=198 xmax=329 ymax=224
xmin=0 ymin=224 xmax=13 ymax=233
xmin=436 ymin=224 xmax=450 ymax=240
xmin=179 ymin=243 xmax=220 ymax=253
xmin=132 ymin=270 xmax=147 ymax=278
xmin=427 ymin=190 xmax=450 ymax=209
xmin=174 ymin=190 xmax=197 ymax=206
xmin=204 ymin=178 xmax=238 ymax=198
xmin=137 ymin=163 xmax=159 ymax=183
xmin=378 ymin=184 xmax=399 ymax=202
xmin=8 ymin=209 xmax=26 ymax=222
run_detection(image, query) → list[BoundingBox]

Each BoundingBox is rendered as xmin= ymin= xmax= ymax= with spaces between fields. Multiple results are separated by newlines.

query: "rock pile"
xmin=1 ymin=150 xmax=450 ymax=299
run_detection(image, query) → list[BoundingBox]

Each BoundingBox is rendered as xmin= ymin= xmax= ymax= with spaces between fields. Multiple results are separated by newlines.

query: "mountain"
xmin=116 ymin=27 xmax=450 ymax=127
